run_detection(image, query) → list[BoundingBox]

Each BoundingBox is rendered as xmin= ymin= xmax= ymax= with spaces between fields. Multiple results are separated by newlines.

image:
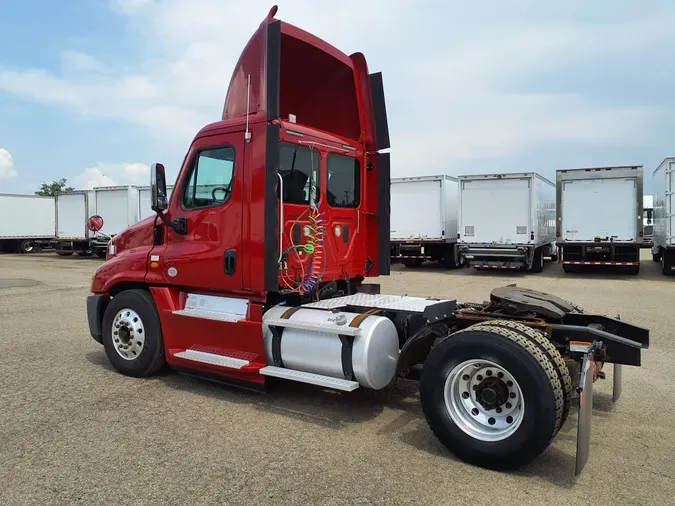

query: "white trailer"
xmin=138 ymin=185 xmax=174 ymax=221
xmin=456 ymin=173 xmax=556 ymax=272
xmin=556 ymin=166 xmax=643 ymax=274
xmin=0 ymin=194 xmax=56 ymax=253
xmin=651 ymin=158 xmax=675 ymax=275
xmin=389 ymin=175 xmax=459 ymax=267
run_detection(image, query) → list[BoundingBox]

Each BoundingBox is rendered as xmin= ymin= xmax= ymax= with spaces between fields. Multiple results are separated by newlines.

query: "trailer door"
xmin=56 ymin=193 xmax=87 ymax=240
xmin=390 ymin=179 xmax=443 ymax=240
xmin=461 ymin=178 xmax=530 ymax=244
xmin=562 ymin=178 xmax=636 ymax=242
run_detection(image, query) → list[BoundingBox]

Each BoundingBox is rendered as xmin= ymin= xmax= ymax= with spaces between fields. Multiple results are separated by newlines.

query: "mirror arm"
xmin=154 ymin=210 xmax=188 ymax=235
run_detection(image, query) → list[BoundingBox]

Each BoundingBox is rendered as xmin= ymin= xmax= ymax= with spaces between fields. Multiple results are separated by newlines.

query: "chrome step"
xmin=174 ymin=349 xmax=250 ymax=369
xmin=172 ymin=308 xmax=245 ymax=323
xmin=264 ymin=317 xmax=362 ymax=336
xmin=260 ymin=366 xmax=359 ymax=391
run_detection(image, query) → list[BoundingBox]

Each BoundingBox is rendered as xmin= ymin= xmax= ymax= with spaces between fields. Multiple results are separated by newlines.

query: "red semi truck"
xmin=86 ymin=6 xmax=649 ymax=475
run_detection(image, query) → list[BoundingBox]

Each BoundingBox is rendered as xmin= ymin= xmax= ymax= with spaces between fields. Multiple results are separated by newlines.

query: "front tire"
xmin=419 ymin=321 xmax=566 ymax=471
xmin=101 ymin=289 xmax=166 ymax=377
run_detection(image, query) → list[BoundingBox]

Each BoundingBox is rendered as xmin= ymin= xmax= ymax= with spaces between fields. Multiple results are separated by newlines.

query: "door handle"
xmin=224 ymin=249 xmax=237 ymax=276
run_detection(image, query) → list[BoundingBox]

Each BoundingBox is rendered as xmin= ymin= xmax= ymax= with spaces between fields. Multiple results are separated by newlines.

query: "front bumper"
xmin=86 ymin=294 xmax=107 ymax=344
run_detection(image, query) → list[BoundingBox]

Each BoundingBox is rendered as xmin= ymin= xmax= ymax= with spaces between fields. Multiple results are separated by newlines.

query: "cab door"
xmin=157 ymin=132 xmax=244 ymax=292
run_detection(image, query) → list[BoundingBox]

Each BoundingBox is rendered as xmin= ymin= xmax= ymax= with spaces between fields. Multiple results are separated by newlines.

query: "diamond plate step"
xmin=174 ymin=349 xmax=250 ymax=369
xmin=260 ymin=366 xmax=359 ymax=391
xmin=173 ymin=309 xmax=245 ymax=323
xmin=302 ymin=293 xmax=452 ymax=313
xmin=264 ymin=317 xmax=362 ymax=336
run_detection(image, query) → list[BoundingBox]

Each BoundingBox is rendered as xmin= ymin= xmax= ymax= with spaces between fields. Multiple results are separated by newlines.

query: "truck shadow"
xmin=86 ymin=349 xmax=606 ymax=487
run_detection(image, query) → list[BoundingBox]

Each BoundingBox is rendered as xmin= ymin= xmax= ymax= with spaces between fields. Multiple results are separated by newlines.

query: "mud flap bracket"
xmin=575 ymin=341 xmax=600 ymax=476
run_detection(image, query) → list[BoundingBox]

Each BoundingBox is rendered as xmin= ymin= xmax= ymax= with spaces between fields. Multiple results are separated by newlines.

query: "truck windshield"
xmin=279 ymin=142 xmax=320 ymax=205
xmin=327 ymin=153 xmax=360 ymax=208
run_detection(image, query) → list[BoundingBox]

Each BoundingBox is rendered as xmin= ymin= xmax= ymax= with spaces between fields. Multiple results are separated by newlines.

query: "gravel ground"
xmin=0 ymin=251 xmax=673 ymax=505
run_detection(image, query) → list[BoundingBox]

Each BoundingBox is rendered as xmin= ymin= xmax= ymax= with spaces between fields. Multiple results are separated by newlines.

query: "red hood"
xmin=222 ymin=5 xmax=386 ymax=151
xmin=111 ymin=215 xmax=156 ymax=255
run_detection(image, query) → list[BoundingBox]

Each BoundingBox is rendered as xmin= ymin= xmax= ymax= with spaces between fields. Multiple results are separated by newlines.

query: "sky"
xmin=0 ymin=0 xmax=674 ymax=195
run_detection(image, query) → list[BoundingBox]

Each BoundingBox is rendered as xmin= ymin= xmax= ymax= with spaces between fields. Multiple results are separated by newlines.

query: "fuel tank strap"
xmin=340 ymin=309 xmax=381 ymax=381
xmin=271 ymin=306 xmax=303 ymax=367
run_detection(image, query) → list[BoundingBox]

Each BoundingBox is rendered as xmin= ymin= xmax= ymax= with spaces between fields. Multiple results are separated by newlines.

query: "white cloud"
xmin=0 ymin=149 xmax=18 ymax=179
xmin=0 ymin=1 xmax=673 ymax=179
xmin=76 ymin=162 xmax=150 ymax=189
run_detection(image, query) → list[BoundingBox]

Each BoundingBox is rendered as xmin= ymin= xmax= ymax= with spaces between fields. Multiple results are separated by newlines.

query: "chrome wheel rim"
xmin=112 ymin=308 xmax=145 ymax=360
xmin=444 ymin=359 xmax=524 ymax=442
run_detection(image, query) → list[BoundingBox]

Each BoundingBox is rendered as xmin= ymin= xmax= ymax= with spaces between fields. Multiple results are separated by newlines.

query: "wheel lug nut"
xmin=506 ymin=416 xmax=513 ymax=424
xmin=497 ymin=372 xmax=504 ymax=378
xmin=462 ymin=392 xmax=469 ymax=399
xmin=462 ymin=374 xmax=470 ymax=381
xmin=477 ymin=375 xmax=483 ymax=381
xmin=496 ymin=407 xmax=502 ymax=413
xmin=506 ymin=402 xmax=512 ymax=409
xmin=486 ymin=370 xmax=492 ymax=376
xmin=472 ymin=385 xmax=479 ymax=391
xmin=488 ymin=417 xmax=496 ymax=425
xmin=471 ymin=408 xmax=479 ymax=416
xmin=509 ymin=392 xmax=516 ymax=399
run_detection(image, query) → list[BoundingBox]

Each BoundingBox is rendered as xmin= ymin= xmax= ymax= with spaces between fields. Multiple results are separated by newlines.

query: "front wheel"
xmin=101 ymin=289 xmax=166 ymax=377
xmin=419 ymin=321 xmax=568 ymax=470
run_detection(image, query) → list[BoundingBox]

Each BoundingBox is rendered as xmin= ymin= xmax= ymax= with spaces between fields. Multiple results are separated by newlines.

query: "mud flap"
xmin=613 ymin=364 xmax=622 ymax=402
xmin=575 ymin=348 xmax=595 ymax=476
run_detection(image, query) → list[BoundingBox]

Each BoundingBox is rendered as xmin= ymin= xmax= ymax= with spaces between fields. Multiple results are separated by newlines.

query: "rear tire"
xmin=562 ymin=263 xmax=578 ymax=274
xmin=653 ymin=250 xmax=662 ymax=262
xmin=19 ymin=240 xmax=38 ymax=254
xmin=529 ymin=248 xmax=544 ymax=273
xmin=101 ymin=289 xmax=166 ymax=377
xmin=419 ymin=321 xmax=565 ymax=470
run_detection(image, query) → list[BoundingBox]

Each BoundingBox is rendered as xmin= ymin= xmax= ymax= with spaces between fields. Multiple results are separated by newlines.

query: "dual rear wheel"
xmin=420 ymin=320 xmax=571 ymax=470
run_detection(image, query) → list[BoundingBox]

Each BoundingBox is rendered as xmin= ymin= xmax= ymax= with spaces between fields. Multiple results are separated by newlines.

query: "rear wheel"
xmin=652 ymin=250 xmax=662 ymax=262
xmin=662 ymin=251 xmax=674 ymax=276
xmin=419 ymin=321 xmax=565 ymax=470
xmin=562 ymin=263 xmax=578 ymax=273
xmin=529 ymin=248 xmax=544 ymax=273
xmin=101 ymin=289 xmax=166 ymax=377
xmin=19 ymin=240 xmax=39 ymax=254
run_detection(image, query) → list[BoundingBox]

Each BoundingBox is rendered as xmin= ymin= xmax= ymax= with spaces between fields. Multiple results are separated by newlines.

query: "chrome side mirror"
xmin=151 ymin=163 xmax=168 ymax=212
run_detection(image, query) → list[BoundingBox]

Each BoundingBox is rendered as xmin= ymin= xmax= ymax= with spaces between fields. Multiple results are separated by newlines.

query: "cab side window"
xmin=182 ymin=147 xmax=235 ymax=209
xmin=327 ymin=153 xmax=360 ymax=208
xmin=278 ymin=142 xmax=320 ymax=205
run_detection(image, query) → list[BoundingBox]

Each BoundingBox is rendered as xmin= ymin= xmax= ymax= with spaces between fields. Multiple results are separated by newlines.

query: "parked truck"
xmin=85 ymin=5 xmax=650 ymax=476
xmin=642 ymin=195 xmax=654 ymax=248
xmin=651 ymin=158 xmax=675 ymax=274
xmin=456 ymin=172 xmax=556 ymax=272
xmin=556 ymin=166 xmax=643 ymax=274
xmin=390 ymin=175 xmax=459 ymax=267
xmin=0 ymin=193 xmax=55 ymax=253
